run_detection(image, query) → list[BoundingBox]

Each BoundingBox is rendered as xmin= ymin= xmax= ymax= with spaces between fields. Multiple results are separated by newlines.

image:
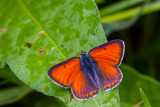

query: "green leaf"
xmin=0 ymin=60 xmax=5 ymax=69
xmin=0 ymin=66 xmax=23 ymax=85
xmin=24 ymin=92 xmax=66 ymax=107
xmin=0 ymin=0 xmax=120 ymax=106
xmin=0 ymin=80 xmax=9 ymax=86
xmin=102 ymin=3 xmax=143 ymax=36
xmin=95 ymin=0 xmax=105 ymax=5
xmin=119 ymin=64 xmax=160 ymax=107
xmin=140 ymin=88 xmax=152 ymax=107
xmin=0 ymin=86 xmax=32 ymax=106
xmin=102 ymin=16 xmax=138 ymax=36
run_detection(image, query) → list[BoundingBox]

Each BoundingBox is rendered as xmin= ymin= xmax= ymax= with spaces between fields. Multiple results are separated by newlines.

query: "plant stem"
xmin=100 ymin=0 xmax=144 ymax=17
xmin=101 ymin=1 xmax=160 ymax=23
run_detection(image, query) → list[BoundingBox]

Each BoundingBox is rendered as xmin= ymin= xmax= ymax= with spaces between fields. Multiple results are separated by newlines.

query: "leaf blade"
xmin=0 ymin=0 xmax=118 ymax=105
xmin=140 ymin=88 xmax=152 ymax=107
xmin=0 ymin=87 xmax=32 ymax=106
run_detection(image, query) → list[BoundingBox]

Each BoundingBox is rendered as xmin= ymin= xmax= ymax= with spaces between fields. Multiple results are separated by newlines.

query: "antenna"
xmin=61 ymin=45 xmax=79 ymax=53
xmin=61 ymin=33 xmax=95 ymax=54
xmin=84 ymin=33 xmax=95 ymax=52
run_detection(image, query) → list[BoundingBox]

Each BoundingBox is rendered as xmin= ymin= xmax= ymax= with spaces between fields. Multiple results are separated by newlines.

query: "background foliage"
xmin=0 ymin=0 xmax=160 ymax=107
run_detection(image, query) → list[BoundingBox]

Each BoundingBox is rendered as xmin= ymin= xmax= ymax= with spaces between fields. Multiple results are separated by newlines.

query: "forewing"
xmin=89 ymin=40 xmax=125 ymax=66
xmin=48 ymin=57 xmax=80 ymax=88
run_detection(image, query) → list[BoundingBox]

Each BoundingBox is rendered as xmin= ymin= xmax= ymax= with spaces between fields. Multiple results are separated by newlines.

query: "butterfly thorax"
xmin=80 ymin=53 xmax=92 ymax=70
xmin=80 ymin=50 xmax=97 ymax=71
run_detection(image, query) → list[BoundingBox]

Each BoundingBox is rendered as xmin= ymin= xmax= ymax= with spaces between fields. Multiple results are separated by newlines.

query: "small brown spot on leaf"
xmin=23 ymin=42 xmax=33 ymax=48
xmin=0 ymin=29 xmax=7 ymax=34
xmin=39 ymin=31 xmax=45 ymax=35
xmin=38 ymin=48 xmax=45 ymax=55
xmin=42 ymin=88 xmax=46 ymax=91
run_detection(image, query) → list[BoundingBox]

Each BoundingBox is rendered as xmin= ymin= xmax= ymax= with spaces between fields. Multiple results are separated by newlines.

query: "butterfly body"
xmin=48 ymin=40 xmax=125 ymax=100
xmin=80 ymin=52 xmax=99 ymax=89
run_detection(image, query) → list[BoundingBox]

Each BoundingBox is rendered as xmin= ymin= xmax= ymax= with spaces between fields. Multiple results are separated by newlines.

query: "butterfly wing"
xmin=89 ymin=40 xmax=125 ymax=91
xmin=89 ymin=40 xmax=125 ymax=66
xmin=71 ymin=71 xmax=99 ymax=100
xmin=47 ymin=57 xmax=80 ymax=88
xmin=94 ymin=63 xmax=123 ymax=91
xmin=48 ymin=57 xmax=99 ymax=100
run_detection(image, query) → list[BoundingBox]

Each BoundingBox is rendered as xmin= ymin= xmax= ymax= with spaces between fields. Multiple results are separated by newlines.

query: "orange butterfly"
xmin=48 ymin=40 xmax=125 ymax=100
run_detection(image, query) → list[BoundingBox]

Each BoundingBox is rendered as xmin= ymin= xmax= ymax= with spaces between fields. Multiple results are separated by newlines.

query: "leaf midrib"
xmin=17 ymin=0 xmax=66 ymax=60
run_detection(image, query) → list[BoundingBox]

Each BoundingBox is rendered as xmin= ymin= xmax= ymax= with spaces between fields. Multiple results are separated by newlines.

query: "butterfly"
xmin=47 ymin=39 xmax=125 ymax=100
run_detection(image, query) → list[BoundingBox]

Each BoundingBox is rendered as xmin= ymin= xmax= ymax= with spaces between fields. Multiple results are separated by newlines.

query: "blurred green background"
xmin=0 ymin=0 xmax=160 ymax=107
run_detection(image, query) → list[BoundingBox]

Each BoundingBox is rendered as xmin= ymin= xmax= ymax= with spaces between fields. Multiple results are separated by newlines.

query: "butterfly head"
xmin=81 ymin=50 xmax=86 ymax=55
